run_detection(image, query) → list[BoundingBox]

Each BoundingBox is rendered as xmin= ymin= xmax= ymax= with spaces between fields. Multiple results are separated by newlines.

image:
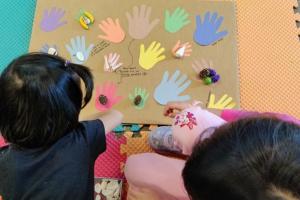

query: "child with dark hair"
xmin=0 ymin=53 xmax=123 ymax=200
xmin=125 ymin=102 xmax=300 ymax=200
xmin=183 ymin=117 xmax=300 ymax=200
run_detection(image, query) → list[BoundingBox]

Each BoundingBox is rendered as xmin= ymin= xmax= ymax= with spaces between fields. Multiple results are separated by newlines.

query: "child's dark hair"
xmin=183 ymin=117 xmax=300 ymax=200
xmin=0 ymin=53 xmax=93 ymax=148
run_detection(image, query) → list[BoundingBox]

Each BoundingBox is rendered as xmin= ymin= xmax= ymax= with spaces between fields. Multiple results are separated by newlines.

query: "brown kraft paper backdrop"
xmin=29 ymin=0 xmax=239 ymax=124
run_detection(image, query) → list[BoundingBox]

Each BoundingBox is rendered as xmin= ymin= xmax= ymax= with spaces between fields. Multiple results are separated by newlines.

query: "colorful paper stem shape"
xmin=194 ymin=12 xmax=228 ymax=46
xmin=104 ymin=53 xmax=123 ymax=72
xmin=207 ymin=93 xmax=236 ymax=110
xmin=40 ymin=7 xmax=67 ymax=32
xmin=95 ymin=82 xmax=123 ymax=112
xmin=154 ymin=70 xmax=191 ymax=105
xmin=172 ymin=40 xmax=192 ymax=58
xmin=126 ymin=5 xmax=160 ymax=39
xmin=139 ymin=41 xmax=166 ymax=70
xmin=165 ymin=7 xmax=190 ymax=33
xmin=65 ymin=36 xmax=94 ymax=64
xmin=128 ymin=87 xmax=150 ymax=110
xmin=98 ymin=18 xmax=126 ymax=43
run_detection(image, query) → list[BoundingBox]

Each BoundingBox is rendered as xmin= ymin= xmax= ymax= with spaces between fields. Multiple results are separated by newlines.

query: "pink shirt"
xmin=221 ymin=110 xmax=300 ymax=125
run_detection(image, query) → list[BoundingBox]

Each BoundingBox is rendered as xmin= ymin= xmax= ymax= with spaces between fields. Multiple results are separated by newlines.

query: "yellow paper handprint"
xmin=139 ymin=41 xmax=166 ymax=70
xmin=207 ymin=93 xmax=236 ymax=110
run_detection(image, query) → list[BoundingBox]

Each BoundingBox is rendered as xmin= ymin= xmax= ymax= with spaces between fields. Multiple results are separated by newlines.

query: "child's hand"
xmin=164 ymin=101 xmax=200 ymax=118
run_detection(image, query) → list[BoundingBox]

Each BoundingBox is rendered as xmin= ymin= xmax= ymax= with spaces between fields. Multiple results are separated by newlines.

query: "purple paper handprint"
xmin=40 ymin=7 xmax=67 ymax=32
xmin=194 ymin=12 xmax=228 ymax=46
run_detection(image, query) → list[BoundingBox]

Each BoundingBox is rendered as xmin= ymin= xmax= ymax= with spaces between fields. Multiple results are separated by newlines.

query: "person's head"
xmin=182 ymin=117 xmax=300 ymax=200
xmin=0 ymin=53 xmax=93 ymax=148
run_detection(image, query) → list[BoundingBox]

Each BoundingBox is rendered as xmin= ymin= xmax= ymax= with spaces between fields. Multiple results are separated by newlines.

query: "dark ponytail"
xmin=68 ymin=63 xmax=93 ymax=108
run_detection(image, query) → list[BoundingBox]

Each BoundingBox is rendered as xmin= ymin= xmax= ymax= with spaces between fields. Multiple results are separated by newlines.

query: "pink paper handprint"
xmin=95 ymin=82 xmax=123 ymax=112
xmin=40 ymin=7 xmax=67 ymax=32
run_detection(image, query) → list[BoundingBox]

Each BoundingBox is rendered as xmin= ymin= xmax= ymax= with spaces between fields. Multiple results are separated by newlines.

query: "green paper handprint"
xmin=165 ymin=7 xmax=190 ymax=33
xmin=129 ymin=88 xmax=150 ymax=110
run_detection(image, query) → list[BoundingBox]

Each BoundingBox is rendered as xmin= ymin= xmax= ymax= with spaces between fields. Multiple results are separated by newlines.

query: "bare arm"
xmin=81 ymin=109 xmax=123 ymax=134
xmin=164 ymin=101 xmax=223 ymax=118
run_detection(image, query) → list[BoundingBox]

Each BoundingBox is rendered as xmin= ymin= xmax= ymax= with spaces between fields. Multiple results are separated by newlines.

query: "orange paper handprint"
xmin=98 ymin=18 xmax=126 ymax=43
xmin=172 ymin=40 xmax=192 ymax=58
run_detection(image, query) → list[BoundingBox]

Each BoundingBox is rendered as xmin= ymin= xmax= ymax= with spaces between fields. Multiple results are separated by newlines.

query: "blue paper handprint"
xmin=194 ymin=12 xmax=228 ymax=46
xmin=154 ymin=70 xmax=191 ymax=105
xmin=65 ymin=36 xmax=94 ymax=64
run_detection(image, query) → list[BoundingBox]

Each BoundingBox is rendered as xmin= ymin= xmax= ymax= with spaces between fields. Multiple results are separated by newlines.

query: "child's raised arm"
xmin=98 ymin=110 xmax=123 ymax=134
xmin=81 ymin=109 xmax=123 ymax=134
